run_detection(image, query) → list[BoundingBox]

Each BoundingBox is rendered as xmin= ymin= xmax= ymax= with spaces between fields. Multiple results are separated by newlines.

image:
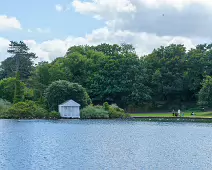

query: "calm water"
xmin=0 ymin=120 xmax=212 ymax=170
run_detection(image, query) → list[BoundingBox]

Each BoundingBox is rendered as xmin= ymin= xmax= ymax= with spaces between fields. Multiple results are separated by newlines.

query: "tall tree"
xmin=0 ymin=41 xmax=37 ymax=80
xmin=28 ymin=61 xmax=50 ymax=101
xmin=144 ymin=44 xmax=188 ymax=108
xmin=185 ymin=44 xmax=212 ymax=97
xmin=61 ymin=44 xmax=151 ymax=108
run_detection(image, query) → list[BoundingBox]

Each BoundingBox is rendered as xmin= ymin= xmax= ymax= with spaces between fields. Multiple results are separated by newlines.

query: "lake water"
xmin=0 ymin=120 xmax=212 ymax=170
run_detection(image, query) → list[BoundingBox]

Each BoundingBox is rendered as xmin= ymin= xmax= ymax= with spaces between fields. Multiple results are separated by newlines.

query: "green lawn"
xmin=130 ymin=112 xmax=212 ymax=118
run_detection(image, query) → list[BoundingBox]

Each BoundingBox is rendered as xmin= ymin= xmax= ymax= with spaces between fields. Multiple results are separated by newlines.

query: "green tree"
xmin=144 ymin=44 xmax=188 ymax=108
xmin=185 ymin=44 xmax=212 ymax=99
xmin=45 ymin=80 xmax=91 ymax=111
xmin=198 ymin=76 xmax=212 ymax=107
xmin=0 ymin=77 xmax=25 ymax=103
xmin=62 ymin=44 xmax=151 ymax=108
xmin=48 ymin=58 xmax=68 ymax=83
xmin=63 ymin=48 xmax=105 ymax=87
xmin=0 ymin=41 xmax=37 ymax=80
xmin=91 ymin=43 xmax=121 ymax=56
xmin=88 ymin=45 xmax=150 ymax=108
xmin=13 ymin=72 xmax=22 ymax=103
xmin=29 ymin=62 xmax=50 ymax=100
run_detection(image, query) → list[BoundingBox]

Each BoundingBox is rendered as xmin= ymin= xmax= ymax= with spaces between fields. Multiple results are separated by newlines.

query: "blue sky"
xmin=0 ymin=0 xmax=211 ymax=62
xmin=0 ymin=0 xmax=104 ymax=42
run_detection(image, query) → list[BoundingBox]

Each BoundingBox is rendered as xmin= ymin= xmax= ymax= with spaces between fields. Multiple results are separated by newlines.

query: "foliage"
xmin=7 ymin=100 xmax=50 ymax=119
xmin=198 ymin=76 xmax=212 ymax=107
xmin=144 ymin=44 xmax=188 ymax=107
xmin=80 ymin=105 xmax=109 ymax=119
xmin=3 ymin=42 xmax=212 ymax=114
xmin=13 ymin=72 xmax=22 ymax=103
xmin=81 ymin=102 xmax=129 ymax=119
xmin=24 ymin=87 xmax=34 ymax=101
xmin=0 ymin=77 xmax=25 ymax=103
xmin=28 ymin=62 xmax=50 ymax=100
xmin=48 ymin=111 xmax=60 ymax=119
xmin=45 ymin=80 xmax=91 ymax=111
xmin=185 ymin=107 xmax=203 ymax=112
xmin=0 ymin=41 xmax=37 ymax=80
xmin=7 ymin=100 xmax=37 ymax=118
xmin=0 ymin=99 xmax=11 ymax=118
xmin=103 ymin=102 xmax=130 ymax=119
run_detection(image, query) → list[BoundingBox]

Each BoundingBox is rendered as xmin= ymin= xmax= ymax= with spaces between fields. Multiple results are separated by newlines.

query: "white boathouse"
xmin=59 ymin=100 xmax=80 ymax=118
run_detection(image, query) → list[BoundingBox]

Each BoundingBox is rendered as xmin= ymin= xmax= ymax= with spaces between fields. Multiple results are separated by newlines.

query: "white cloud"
xmin=72 ymin=0 xmax=136 ymax=16
xmin=0 ymin=27 xmax=198 ymax=62
xmin=72 ymin=0 xmax=212 ymax=38
xmin=55 ymin=3 xmax=70 ymax=12
xmin=0 ymin=15 xmax=22 ymax=31
xmin=139 ymin=0 xmax=212 ymax=10
xmin=55 ymin=4 xmax=64 ymax=12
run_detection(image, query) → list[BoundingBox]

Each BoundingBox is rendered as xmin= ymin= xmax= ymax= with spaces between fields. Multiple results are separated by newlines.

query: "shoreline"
xmin=131 ymin=116 xmax=212 ymax=122
xmin=1 ymin=117 xmax=212 ymax=123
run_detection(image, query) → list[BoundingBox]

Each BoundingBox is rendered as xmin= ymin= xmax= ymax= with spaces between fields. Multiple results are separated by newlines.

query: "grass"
xmin=130 ymin=111 xmax=212 ymax=118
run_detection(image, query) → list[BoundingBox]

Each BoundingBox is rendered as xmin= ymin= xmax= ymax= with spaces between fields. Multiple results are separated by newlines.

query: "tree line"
xmin=0 ymin=41 xmax=212 ymax=112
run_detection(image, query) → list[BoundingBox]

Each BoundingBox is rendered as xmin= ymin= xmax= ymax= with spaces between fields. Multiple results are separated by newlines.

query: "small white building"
xmin=58 ymin=100 xmax=80 ymax=118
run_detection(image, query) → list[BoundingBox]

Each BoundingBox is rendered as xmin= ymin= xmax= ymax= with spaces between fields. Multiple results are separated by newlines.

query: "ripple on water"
xmin=0 ymin=119 xmax=212 ymax=170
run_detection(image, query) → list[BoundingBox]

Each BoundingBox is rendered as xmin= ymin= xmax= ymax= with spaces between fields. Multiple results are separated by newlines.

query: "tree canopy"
xmin=1 ymin=42 xmax=212 ymax=111
xmin=0 ymin=41 xmax=37 ymax=80
xmin=45 ymin=80 xmax=91 ymax=111
xmin=198 ymin=76 xmax=212 ymax=107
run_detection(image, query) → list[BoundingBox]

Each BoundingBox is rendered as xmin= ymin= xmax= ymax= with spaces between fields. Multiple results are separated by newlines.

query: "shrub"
xmin=7 ymin=101 xmax=36 ymax=118
xmin=103 ymin=102 xmax=130 ymax=119
xmin=0 ymin=99 xmax=11 ymax=118
xmin=33 ymin=107 xmax=49 ymax=119
xmin=48 ymin=111 xmax=60 ymax=119
xmin=81 ymin=105 xmax=109 ymax=119
xmin=7 ymin=100 xmax=50 ymax=119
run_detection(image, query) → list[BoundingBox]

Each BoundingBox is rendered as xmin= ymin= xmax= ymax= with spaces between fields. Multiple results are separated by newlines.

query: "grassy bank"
xmin=130 ymin=111 xmax=212 ymax=118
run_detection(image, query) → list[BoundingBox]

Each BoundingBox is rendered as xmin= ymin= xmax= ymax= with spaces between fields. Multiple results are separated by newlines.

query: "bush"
xmin=81 ymin=103 xmax=130 ymax=119
xmin=7 ymin=101 xmax=34 ymax=118
xmin=7 ymin=100 xmax=50 ymax=119
xmin=103 ymin=102 xmax=130 ymax=119
xmin=0 ymin=99 xmax=11 ymax=118
xmin=81 ymin=105 xmax=109 ymax=119
xmin=48 ymin=111 xmax=60 ymax=119
xmin=33 ymin=107 xmax=49 ymax=119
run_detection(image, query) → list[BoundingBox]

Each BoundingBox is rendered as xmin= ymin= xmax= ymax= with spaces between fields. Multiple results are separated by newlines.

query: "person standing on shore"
xmin=172 ymin=109 xmax=175 ymax=116
xmin=178 ymin=109 xmax=181 ymax=117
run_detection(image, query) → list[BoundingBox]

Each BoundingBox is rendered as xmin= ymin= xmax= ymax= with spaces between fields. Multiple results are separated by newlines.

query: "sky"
xmin=0 ymin=0 xmax=212 ymax=62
